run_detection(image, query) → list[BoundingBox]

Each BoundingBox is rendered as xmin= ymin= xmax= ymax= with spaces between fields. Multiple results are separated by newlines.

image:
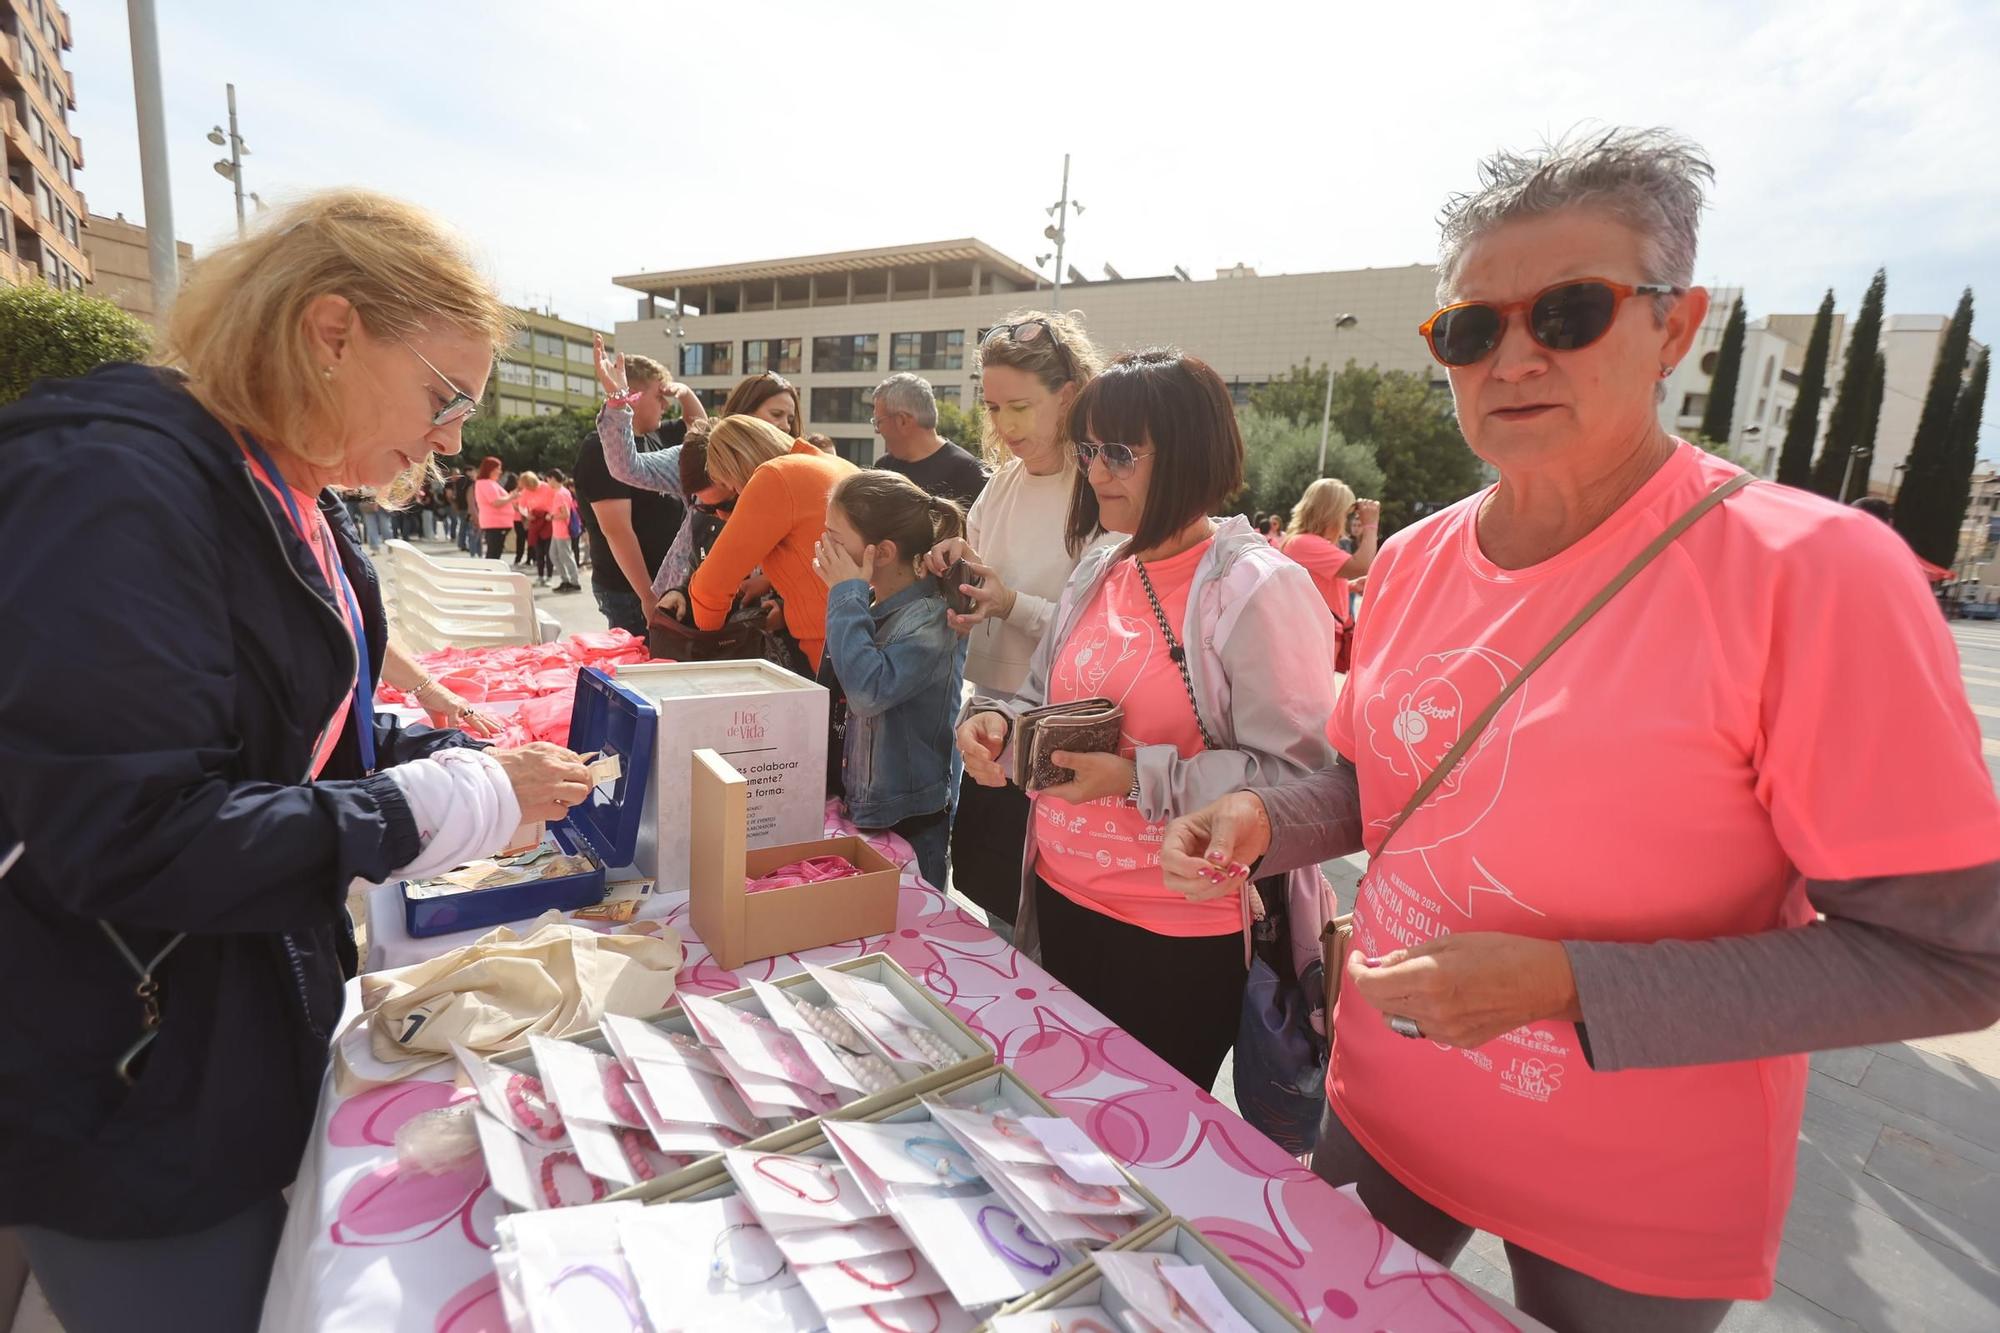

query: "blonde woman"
xmin=922 ymin=310 xmax=1106 ymax=926
xmin=0 ymin=190 xmax=590 ymax=1333
xmin=1278 ymin=477 xmax=1380 ymax=625
xmin=687 ymin=414 xmax=856 ymax=671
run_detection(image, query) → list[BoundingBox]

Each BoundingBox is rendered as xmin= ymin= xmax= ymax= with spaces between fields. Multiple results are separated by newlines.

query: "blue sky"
xmin=63 ymin=0 xmax=2000 ymax=430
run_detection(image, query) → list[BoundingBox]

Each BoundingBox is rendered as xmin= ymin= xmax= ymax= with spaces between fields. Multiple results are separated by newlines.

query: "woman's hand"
xmin=593 ymin=333 xmax=628 ymax=396
xmin=414 ymin=679 xmax=503 ymax=738
xmin=655 ymin=589 xmax=689 ymax=622
xmin=489 ymin=742 xmax=592 ymax=824
xmin=1354 ymin=499 xmax=1381 ymax=528
xmin=958 ymin=713 xmax=1009 ymax=787
xmin=739 ymin=572 xmax=774 ymax=601
xmin=923 ymin=537 xmax=974 ymax=577
xmin=1035 ymin=751 xmax=1135 ymax=804
xmin=814 ymin=534 xmax=875 ymax=589
xmin=1161 ymin=792 xmax=1269 ymax=901
xmin=945 ymin=557 xmax=1016 ymax=632
xmin=1345 ymin=934 xmax=1582 ymax=1050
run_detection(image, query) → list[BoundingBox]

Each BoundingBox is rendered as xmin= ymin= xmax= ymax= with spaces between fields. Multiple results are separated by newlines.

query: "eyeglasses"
xmin=982 ymin=318 xmax=1076 ymax=381
xmin=401 ymin=340 xmax=479 ymax=426
xmin=1418 ymin=278 xmax=1684 ymax=368
xmin=690 ymin=496 xmax=734 ymax=517
xmin=1074 ymin=440 xmax=1153 ymax=477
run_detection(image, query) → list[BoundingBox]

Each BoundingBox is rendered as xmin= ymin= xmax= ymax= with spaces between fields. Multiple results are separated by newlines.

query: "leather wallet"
xmin=1009 ymin=698 xmax=1123 ymax=791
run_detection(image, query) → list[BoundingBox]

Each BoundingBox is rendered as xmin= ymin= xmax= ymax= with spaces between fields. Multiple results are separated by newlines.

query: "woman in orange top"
xmin=688 ymin=415 xmax=856 ymax=670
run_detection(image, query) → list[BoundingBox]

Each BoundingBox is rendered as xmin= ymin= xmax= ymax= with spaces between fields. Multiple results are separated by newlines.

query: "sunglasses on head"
xmin=982 ymin=318 xmax=1076 ymax=380
xmin=1074 ymin=440 xmax=1152 ymax=477
xmin=401 ymin=340 xmax=479 ymax=426
xmin=1419 ymin=278 xmax=1684 ymax=368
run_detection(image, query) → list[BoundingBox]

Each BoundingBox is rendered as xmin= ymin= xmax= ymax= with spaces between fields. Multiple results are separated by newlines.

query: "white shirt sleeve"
xmin=385 ymin=748 xmax=523 ymax=880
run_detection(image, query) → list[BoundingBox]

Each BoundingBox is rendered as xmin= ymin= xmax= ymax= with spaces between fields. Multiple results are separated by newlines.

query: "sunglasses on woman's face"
xmin=1074 ymin=440 xmax=1152 ymax=477
xmin=1418 ymin=278 xmax=1684 ymax=368
xmin=402 ymin=340 xmax=479 ymax=426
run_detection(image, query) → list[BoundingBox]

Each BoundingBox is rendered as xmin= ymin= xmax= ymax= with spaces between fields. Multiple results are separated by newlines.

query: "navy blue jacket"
xmin=0 ymin=364 xmax=474 ymax=1238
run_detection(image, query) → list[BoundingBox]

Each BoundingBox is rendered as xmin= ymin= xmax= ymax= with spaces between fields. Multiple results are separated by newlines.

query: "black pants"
xmin=1033 ymin=874 xmax=1247 ymax=1091
xmin=1313 ymin=1107 xmax=1733 ymax=1333
xmin=482 ymin=527 xmax=509 ymax=560
xmin=512 ymin=520 xmax=528 ymax=562
xmin=950 ymin=774 xmax=1031 ymax=926
xmin=530 ymin=537 xmax=552 ymax=581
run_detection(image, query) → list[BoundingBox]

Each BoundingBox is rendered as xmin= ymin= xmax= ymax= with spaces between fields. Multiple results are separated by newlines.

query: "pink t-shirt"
xmin=1277 ymin=532 xmax=1352 ymax=625
xmin=1033 ymin=538 xmax=1237 ymax=936
xmin=473 ymin=477 xmax=514 ymax=529
xmin=1326 ymin=440 xmax=2000 ymax=1300
xmin=243 ymin=455 xmax=354 ymax=778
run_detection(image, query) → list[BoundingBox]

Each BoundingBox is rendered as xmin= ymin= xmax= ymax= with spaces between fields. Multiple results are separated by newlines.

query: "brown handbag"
xmin=1318 ymin=473 xmax=1751 ymax=1021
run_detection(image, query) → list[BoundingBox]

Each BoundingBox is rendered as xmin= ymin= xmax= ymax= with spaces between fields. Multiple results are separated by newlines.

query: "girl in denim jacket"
xmin=814 ymin=471 xmax=970 ymax=887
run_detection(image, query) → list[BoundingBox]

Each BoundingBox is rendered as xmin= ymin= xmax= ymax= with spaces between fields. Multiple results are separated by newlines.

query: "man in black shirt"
xmin=573 ymin=353 xmax=704 ymax=635
xmin=870 ymin=372 xmax=988 ymax=511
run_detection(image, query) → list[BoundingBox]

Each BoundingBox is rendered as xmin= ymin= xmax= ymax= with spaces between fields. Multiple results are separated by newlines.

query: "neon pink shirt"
xmin=1277 ymin=532 xmax=1353 ymax=625
xmin=1326 ymin=440 xmax=2000 ymax=1299
xmin=473 ymin=477 xmax=513 ymax=530
xmin=1033 ymin=537 xmax=1236 ymax=936
xmin=242 ymin=458 xmax=352 ymax=778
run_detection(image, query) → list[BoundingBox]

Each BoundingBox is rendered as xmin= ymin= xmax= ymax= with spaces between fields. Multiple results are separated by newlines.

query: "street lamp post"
xmin=208 ymin=84 xmax=249 ymax=237
xmin=1039 ymin=155 xmax=1083 ymax=314
xmin=126 ymin=0 xmax=179 ymax=305
xmin=1316 ymin=313 xmax=1358 ymax=476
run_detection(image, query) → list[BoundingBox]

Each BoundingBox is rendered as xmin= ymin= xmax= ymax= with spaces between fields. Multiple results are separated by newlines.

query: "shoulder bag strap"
xmin=1371 ymin=472 xmax=1752 ymax=857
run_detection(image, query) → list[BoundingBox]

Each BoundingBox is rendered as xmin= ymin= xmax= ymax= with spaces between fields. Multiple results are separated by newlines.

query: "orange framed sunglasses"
xmin=1419 ymin=277 xmax=1684 ymax=367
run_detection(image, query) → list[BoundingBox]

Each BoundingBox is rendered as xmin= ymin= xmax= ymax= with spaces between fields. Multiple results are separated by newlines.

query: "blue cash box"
xmin=402 ymin=667 xmax=657 ymax=938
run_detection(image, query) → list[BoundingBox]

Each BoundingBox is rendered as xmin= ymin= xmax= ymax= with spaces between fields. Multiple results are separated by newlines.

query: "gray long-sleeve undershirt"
xmin=1252 ymin=762 xmax=2000 ymax=1072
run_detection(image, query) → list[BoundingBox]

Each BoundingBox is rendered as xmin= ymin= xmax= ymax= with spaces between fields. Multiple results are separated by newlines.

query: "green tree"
xmin=1931 ymin=346 xmax=1990 ymax=572
xmin=1775 ymin=290 xmax=1835 ymax=489
xmin=1698 ymin=298 xmax=1746 ymax=446
xmin=936 ymin=399 xmax=986 ymax=453
xmin=1812 ymin=268 xmax=1887 ymax=499
xmin=1894 ymin=288 xmax=1977 ymax=566
xmin=0 ymin=283 xmax=153 ymax=406
xmin=1235 ymin=406 xmax=1385 ymax=523
xmin=1250 ymin=359 xmax=1482 ymax=530
xmin=460 ymin=407 xmax=602 ymax=476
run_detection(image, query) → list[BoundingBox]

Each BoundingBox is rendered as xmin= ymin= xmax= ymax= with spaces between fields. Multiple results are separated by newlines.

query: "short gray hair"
xmin=872 ymin=372 xmax=938 ymax=430
xmin=1437 ymin=126 xmax=1714 ymax=316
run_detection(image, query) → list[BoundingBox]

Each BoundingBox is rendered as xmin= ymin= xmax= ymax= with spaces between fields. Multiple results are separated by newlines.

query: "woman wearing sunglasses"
xmin=0 ymin=191 xmax=593 ymax=1333
xmin=1163 ymin=129 xmax=2000 ymax=1331
xmin=956 ymin=349 xmax=1342 ymax=1088
xmin=922 ymin=311 xmax=1107 ymax=926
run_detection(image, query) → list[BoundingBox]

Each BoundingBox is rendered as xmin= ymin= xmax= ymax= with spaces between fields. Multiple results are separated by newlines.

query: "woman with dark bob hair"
xmin=956 ymin=348 xmax=1341 ymax=1088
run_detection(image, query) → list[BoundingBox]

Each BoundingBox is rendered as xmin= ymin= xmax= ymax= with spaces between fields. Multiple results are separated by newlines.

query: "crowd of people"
xmin=2 ymin=125 xmax=1997 ymax=1333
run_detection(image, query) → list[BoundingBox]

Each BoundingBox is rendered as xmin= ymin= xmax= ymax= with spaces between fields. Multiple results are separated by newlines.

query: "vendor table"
xmin=263 ymin=816 xmax=1535 ymax=1332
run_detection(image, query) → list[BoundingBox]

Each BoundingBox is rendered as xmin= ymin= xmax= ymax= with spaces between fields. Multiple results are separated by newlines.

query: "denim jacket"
xmin=824 ymin=576 xmax=968 ymax=828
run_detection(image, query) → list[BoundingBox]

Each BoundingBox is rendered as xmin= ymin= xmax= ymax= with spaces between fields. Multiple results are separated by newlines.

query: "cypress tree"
xmin=1698 ymin=298 xmax=1746 ymax=446
xmin=1932 ymin=347 xmax=1991 ymax=570
xmin=1813 ymin=269 xmax=1887 ymax=500
xmin=1776 ymin=291 xmax=1835 ymax=488
xmin=1894 ymin=288 xmax=1977 ymax=565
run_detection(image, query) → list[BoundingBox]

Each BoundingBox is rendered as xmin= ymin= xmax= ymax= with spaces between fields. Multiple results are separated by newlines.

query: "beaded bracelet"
xmin=505 ymin=1073 xmax=566 ymax=1141
xmin=538 ymin=1150 xmax=606 ymax=1208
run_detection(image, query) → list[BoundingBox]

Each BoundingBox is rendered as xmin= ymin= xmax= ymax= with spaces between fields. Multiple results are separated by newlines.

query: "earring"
xmin=1660 ymin=364 xmax=1675 ymax=378
xmin=322 ymin=366 xmax=335 ymax=379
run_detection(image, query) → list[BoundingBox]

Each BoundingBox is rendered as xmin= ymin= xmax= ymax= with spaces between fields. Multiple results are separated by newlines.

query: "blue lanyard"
xmin=240 ymin=435 xmax=377 ymax=774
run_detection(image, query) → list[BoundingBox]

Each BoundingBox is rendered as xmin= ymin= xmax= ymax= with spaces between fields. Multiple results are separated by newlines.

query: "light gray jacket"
xmin=968 ymin=516 xmax=1341 ymax=957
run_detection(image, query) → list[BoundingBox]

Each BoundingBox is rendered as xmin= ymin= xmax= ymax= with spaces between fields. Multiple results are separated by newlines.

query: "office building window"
xmin=0 ymin=208 xmax=12 ymax=257
xmin=813 ymin=334 xmax=879 ymax=373
xmin=533 ymin=331 xmax=564 ymax=358
xmin=830 ymin=437 xmax=875 ymax=465
xmin=534 ymin=402 xmax=560 ymax=417
xmin=567 ymin=374 xmax=595 ymax=396
xmin=533 ymin=367 xmax=564 ymax=390
xmin=693 ymin=388 xmax=729 ymax=413
xmin=743 ymin=338 xmax=802 ymax=374
xmin=497 ymin=361 xmax=532 ymax=386
xmin=890 ymin=330 xmax=964 ymax=372
xmin=933 ymin=385 xmax=961 ymax=405
xmin=681 ymin=341 xmax=734 ymax=377
xmin=812 ymin=387 xmax=874 ymax=424
xmin=1680 ymin=392 xmax=1708 ymax=419
xmin=566 ymin=340 xmax=593 ymax=364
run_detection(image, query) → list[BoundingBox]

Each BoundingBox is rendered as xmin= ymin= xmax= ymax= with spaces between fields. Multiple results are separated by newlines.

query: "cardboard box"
xmin=614 ymin=660 xmax=828 ymax=890
xmin=690 ymin=747 xmax=898 ymax=970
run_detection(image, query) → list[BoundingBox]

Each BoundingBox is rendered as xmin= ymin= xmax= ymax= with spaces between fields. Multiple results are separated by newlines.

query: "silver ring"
xmin=1388 ymin=1015 xmax=1423 ymax=1040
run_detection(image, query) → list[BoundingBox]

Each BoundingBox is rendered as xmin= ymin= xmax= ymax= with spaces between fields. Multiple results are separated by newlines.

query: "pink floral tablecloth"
xmin=262 ymin=823 xmax=1529 ymax=1332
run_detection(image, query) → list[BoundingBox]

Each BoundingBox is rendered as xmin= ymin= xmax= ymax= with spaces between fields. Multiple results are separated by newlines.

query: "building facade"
xmin=487 ymin=307 xmax=615 ymax=419
xmin=80 ymin=211 xmax=191 ymax=328
xmin=0 ymin=0 xmax=89 ymax=291
xmin=611 ymin=239 xmax=1443 ymax=464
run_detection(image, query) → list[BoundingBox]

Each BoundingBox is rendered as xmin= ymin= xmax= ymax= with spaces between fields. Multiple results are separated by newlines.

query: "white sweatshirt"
xmin=963 ymin=459 xmax=1109 ymax=696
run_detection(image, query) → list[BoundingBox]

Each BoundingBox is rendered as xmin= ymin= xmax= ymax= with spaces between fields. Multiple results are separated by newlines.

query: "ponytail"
xmin=925 ymin=492 xmax=966 ymax=546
